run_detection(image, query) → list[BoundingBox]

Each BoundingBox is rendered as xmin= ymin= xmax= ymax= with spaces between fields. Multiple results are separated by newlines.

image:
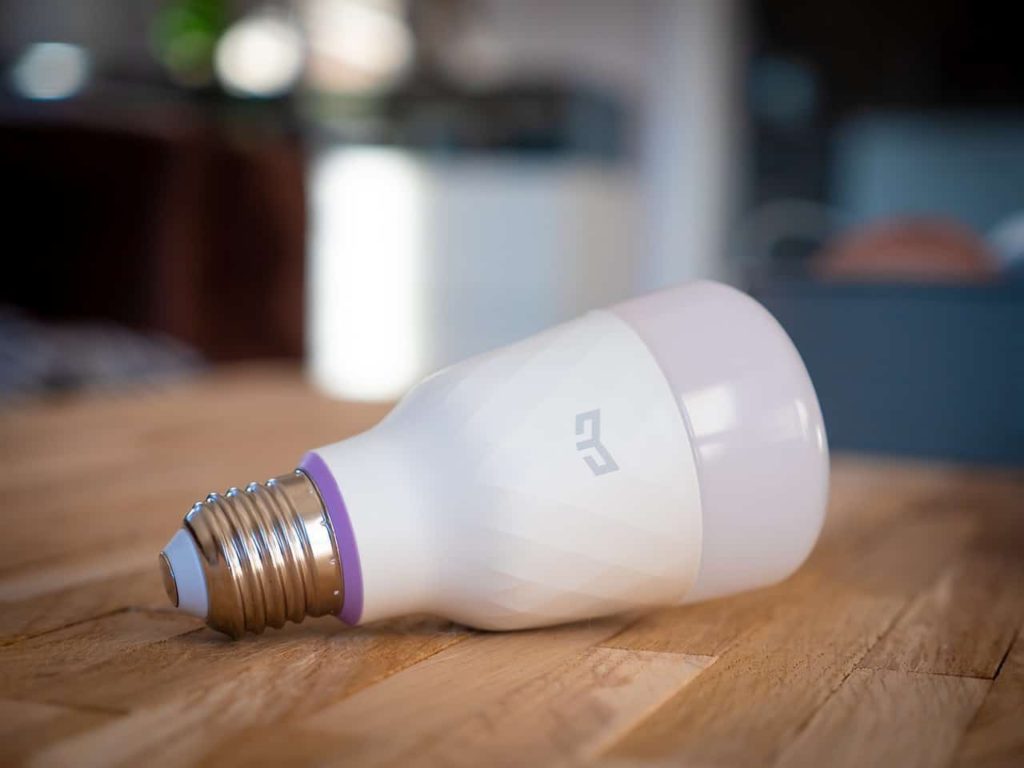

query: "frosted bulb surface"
xmin=161 ymin=281 xmax=829 ymax=637
xmin=612 ymin=281 xmax=829 ymax=601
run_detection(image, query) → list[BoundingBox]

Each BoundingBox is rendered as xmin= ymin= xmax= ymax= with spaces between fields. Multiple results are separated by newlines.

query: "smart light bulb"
xmin=160 ymin=281 xmax=829 ymax=638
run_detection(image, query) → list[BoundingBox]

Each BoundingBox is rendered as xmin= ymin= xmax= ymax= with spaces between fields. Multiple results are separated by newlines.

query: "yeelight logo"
xmin=575 ymin=410 xmax=619 ymax=476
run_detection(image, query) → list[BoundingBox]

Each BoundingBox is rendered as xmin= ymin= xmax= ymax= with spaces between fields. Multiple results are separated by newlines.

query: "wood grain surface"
xmin=0 ymin=365 xmax=1021 ymax=768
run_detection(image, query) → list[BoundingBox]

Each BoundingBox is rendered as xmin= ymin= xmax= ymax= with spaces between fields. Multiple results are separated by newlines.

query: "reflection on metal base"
xmin=181 ymin=470 xmax=344 ymax=638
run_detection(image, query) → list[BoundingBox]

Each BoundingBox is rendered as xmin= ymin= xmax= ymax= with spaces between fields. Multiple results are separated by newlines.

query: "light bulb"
xmin=160 ymin=281 xmax=828 ymax=638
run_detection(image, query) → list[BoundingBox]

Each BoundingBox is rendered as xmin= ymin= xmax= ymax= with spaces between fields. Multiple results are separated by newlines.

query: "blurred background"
xmin=0 ymin=0 xmax=1020 ymax=463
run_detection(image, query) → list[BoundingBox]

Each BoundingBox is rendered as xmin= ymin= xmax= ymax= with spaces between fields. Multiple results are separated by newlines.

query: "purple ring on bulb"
xmin=300 ymin=451 xmax=364 ymax=625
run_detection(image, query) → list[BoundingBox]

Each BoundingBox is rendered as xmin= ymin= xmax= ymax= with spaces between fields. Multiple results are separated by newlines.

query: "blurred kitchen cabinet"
xmin=0 ymin=101 xmax=305 ymax=360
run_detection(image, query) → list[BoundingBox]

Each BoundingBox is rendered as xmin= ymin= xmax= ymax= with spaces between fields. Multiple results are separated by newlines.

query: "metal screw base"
xmin=177 ymin=470 xmax=344 ymax=638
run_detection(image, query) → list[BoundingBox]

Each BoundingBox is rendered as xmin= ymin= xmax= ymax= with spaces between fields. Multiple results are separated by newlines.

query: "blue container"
xmin=753 ymin=278 xmax=1024 ymax=464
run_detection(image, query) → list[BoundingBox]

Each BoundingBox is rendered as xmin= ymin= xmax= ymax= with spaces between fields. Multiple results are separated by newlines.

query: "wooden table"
xmin=1 ymin=366 xmax=1022 ymax=767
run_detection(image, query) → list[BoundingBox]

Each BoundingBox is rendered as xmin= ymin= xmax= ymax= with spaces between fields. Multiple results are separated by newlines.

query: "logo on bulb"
xmin=575 ymin=410 xmax=619 ymax=476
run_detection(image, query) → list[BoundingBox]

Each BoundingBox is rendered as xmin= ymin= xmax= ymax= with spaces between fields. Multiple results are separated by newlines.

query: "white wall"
xmin=308 ymin=1 xmax=748 ymax=400
xmin=455 ymin=0 xmax=747 ymax=289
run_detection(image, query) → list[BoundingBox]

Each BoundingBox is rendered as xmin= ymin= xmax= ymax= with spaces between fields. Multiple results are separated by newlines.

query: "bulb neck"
xmin=171 ymin=470 xmax=344 ymax=638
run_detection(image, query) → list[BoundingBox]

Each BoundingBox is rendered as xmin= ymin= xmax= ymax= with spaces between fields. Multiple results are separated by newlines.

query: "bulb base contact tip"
xmin=158 ymin=552 xmax=178 ymax=607
xmin=161 ymin=470 xmax=345 ymax=639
